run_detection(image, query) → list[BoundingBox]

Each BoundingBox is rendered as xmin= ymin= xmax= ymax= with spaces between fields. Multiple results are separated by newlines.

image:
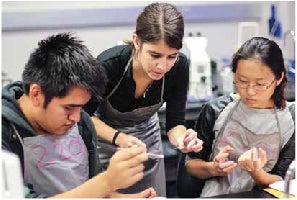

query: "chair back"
xmin=176 ymin=153 xmax=205 ymax=198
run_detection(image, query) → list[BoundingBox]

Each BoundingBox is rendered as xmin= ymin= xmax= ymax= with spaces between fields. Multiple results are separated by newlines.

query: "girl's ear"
xmin=132 ymin=33 xmax=140 ymax=50
xmin=276 ymin=72 xmax=284 ymax=86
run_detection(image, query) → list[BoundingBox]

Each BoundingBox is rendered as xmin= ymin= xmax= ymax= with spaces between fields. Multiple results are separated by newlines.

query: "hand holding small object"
xmin=238 ymin=147 xmax=267 ymax=172
xmin=118 ymin=147 xmax=164 ymax=159
xmin=177 ymin=129 xmax=203 ymax=153
xmin=212 ymin=145 xmax=237 ymax=176
xmin=105 ymin=146 xmax=148 ymax=191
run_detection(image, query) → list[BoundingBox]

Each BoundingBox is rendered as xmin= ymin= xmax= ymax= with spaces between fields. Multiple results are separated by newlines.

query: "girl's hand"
xmin=115 ymin=132 xmax=146 ymax=148
xmin=212 ymin=145 xmax=237 ymax=176
xmin=238 ymin=147 xmax=267 ymax=172
xmin=177 ymin=129 xmax=203 ymax=153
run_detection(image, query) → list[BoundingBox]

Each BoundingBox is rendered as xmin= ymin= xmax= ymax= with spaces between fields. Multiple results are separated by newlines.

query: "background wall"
xmin=2 ymin=1 xmax=295 ymax=82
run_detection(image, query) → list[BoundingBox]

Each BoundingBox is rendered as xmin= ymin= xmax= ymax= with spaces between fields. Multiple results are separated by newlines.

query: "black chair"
xmin=176 ymin=153 xmax=205 ymax=198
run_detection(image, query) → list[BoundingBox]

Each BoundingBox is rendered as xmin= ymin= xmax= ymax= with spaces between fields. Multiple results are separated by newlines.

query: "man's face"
xmin=34 ymin=86 xmax=91 ymax=135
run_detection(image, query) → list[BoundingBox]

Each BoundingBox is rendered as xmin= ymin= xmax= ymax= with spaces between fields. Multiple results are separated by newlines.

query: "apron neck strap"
xmin=107 ymin=56 xmax=133 ymax=99
xmin=273 ymin=107 xmax=283 ymax=149
xmin=107 ymin=56 xmax=165 ymax=101
xmin=160 ymin=75 xmax=165 ymax=101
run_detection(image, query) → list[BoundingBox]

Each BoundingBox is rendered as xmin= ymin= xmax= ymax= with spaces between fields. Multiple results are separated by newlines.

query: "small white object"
xmin=269 ymin=179 xmax=296 ymax=196
xmin=147 ymin=153 xmax=164 ymax=159
xmin=1 ymin=151 xmax=24 ymax=198
xmin=117 ymin=148 xmax=164 ymax=159
xmin=220 ymin=65 xmax=234 ymax=95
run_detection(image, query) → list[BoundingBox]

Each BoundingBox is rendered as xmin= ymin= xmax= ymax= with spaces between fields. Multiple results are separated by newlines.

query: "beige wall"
xmin=2 ymin=1 xmax=295 ymax=82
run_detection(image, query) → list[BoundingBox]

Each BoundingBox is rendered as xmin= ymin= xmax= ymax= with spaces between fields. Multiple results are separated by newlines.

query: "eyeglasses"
xmin=233 ymin=79 xmax=276 ymax=91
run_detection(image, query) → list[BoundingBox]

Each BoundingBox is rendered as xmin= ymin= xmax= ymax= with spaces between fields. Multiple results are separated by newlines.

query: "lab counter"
xmin=210 ymin=189 xmax=275 ymax=198
xmin=158 ymin=101 xmax=204 ymax=197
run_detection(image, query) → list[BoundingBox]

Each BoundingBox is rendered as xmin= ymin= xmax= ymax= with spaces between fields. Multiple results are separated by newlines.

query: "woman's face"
xmin=135 ymin=38 xmax=179 ymax=80
xmin=234 ymin=59 xmax=283 ymax=109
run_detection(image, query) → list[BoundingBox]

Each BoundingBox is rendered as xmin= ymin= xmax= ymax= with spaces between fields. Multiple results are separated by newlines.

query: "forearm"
xmin=91 ymin=116 xmax=117 ymax=143
xmin=167 ymin=125 xmax=186 ymax=147
xmin=249 ymin=169 xmax=282 ymax=187
xmin=51 ymin=171 xmax=113 ymax=198
xmin=108 ymin=192 xmax=125 ymax=198
xmin=186 ymin=158 xmax=215 ymax=179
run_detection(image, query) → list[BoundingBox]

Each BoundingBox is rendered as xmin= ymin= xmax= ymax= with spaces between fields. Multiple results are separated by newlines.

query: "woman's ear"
xmin=276 ymin=72 xmax=285 ymax=86
xmin=132 ymin=33 xmax=140 ymax=50
xmin=29 ymin=84 xmax=44 ymax=107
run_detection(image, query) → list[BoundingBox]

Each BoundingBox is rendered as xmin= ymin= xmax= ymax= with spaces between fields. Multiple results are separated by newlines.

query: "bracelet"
xmin=112 ymin=130 xmax=121 ymax=145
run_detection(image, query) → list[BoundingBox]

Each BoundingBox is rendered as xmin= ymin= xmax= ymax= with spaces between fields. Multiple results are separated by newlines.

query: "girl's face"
xmin=234 ymin=59 xmax=283 ymax=109
xmin=133 ymin=36 xmax=179 ymax=80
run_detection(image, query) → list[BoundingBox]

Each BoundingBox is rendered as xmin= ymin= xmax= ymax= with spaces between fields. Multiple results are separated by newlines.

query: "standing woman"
xmin=84 ymin=2 xmax=203 ymax=196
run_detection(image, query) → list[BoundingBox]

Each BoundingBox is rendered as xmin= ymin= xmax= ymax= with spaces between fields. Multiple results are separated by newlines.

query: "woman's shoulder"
xmin=201 ymin=94 xmax=236 ymax=118
xmin=285 ymin=101 xmax=295 ymax=122
xmin=286 ymin=101 xmax=295 ymax=109
xmin=207 ymin=93 xmax=237 ymax=108
xmin=96 ymin=45 xmax=132 ymax=64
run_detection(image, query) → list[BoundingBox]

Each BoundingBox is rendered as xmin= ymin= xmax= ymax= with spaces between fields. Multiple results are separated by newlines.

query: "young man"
xmin=2 ymin=33 xmax=156 ymax=198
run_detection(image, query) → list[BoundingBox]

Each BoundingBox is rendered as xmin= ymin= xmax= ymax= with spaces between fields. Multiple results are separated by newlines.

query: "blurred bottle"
xmin=269 ymin=4 xmax=282 ymax=39
xmin=218 ymin=58 xmax=234 ymax=96
xmin=283 ymin=30 xmax=295 ymax=101
xmin=183 ymin=32 xmax=212 ymax=102
xmin=211 ymin=60 xmax=219 ymax=97
xmin=284 ymin=160 xmax=295 ymax=198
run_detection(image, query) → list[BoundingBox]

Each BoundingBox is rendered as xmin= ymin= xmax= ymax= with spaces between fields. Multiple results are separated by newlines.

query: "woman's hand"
xmin=115 ymin=132 xmax=146 ymax=148
xmin=211 ymin=145 xmax=237 ymax=176
xmin=177 ymin=129 xmax=203 ymax=153
xmin=238 ymin=147 xmax=267 ymax=172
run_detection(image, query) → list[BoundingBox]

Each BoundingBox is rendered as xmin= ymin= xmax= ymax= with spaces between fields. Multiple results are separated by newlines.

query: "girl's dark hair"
xmin=127 ymin=2 xmax=184 ymax=50
xmin=231 ymin=37 xmax=287 ymax=109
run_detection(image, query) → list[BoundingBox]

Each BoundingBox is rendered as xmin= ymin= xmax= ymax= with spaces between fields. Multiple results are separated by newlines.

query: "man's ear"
xmin=132 ymin=33 xmax=140 ymax=50
xmin=29 ymin=84 xmax=44 ymax=107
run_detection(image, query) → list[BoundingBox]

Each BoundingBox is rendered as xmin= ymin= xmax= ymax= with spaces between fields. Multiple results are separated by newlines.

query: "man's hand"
xmin=105 ymin=146 xmax=148 ymax=191
xmin=110 ymin=187 xmax=157 ymax=198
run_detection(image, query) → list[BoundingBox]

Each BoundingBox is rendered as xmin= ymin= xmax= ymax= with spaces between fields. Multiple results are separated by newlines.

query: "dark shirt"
xmin=2 ymin=82 xmax=100 ymax=198
xmin=84 ymin=45 xmax=189 ymax=132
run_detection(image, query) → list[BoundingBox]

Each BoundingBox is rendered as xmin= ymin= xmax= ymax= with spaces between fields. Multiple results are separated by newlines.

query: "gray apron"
xmin=95 ymin=57 xmax=166 ymax=196
xmin=201 ymin=99 xmax=282 ymax=197
xmin=12 ymin=123 xmax=89 ymax=197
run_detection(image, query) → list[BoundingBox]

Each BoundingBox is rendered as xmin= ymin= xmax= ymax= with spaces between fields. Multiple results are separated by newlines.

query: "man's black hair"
xmin=22 ymin=32 xmax=106 ymax=107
